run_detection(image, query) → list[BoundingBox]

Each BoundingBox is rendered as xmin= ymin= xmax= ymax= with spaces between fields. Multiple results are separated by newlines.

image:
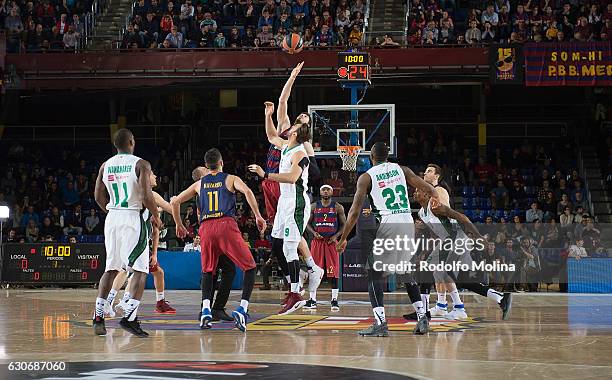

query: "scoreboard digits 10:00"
xmin=337 ymin=52 xmax=371 ymax=83
xmin=1 ymin=244 xmax=106 ymax=284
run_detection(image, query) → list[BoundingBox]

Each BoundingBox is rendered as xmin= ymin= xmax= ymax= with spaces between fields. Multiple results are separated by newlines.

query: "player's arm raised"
xmin=264 ymin=101 xmax=286 ymax=149
xmin=331 ymin=203 xmax=347 ymax=243
xmin=137 ymin=159 xmax=162 ymax=229
xmin=278 ymin=61 xmax=304 ymax=132
xmin=94 ymin=163 xmax=109 ymax=213
xmin=336 ymin=173 xmax=371 ymax=253
xmin=402 ymin=166 xmax=440 ymax=207
xmin=248 ymin=150 xmax=308 ymax=184
xmin=170 ymin=181 xmax=199 ymax=238
xmin=232 ymin=175 xmax=267 ymax=233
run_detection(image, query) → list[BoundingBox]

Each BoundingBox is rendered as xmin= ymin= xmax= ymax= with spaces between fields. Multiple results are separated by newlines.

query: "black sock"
xmin=212 ymin=256 xmax=235 ymax=310
xmin=289 ymin=260 xmax=300 ymax=284
xmin=405 ymin=281 xmax=421 ymax=304
xmin=241 ymin=268 xmax=256 ymax=301
xmin=367 ymin=270 xmax=384 ymax=308
xmin=330 ymin=277 xmax=338 ymax=289
xmin=201 ymin=272 xmax=214 ymax=306
xmin=272 ymin=238 xmax=289 ymax=276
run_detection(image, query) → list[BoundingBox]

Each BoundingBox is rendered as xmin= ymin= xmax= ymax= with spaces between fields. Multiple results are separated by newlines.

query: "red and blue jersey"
xmin=199 ymin=172 xmax=236 ymax=221
xmin=265 ymin=129 xmax=289 ymax=174
xmin=314 ymin=201 xmax=338 ymax=237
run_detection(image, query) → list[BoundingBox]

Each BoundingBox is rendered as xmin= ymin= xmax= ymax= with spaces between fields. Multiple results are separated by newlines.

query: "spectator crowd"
xmin=1 ymin=0 xmax=93 ymax=52
xmin=406 ymin=0 xmax=610 ymax=45
xmin=122 ymin=0 xmax=368 ymax=49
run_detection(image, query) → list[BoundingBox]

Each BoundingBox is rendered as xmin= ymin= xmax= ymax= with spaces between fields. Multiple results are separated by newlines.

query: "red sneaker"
xmin=281 ymin=292 xmax=291 ymax=306
xmin=278 ymin=293 xmax=306 ymax=315
xmin=155 ymin=299 xmax=176 ymax=314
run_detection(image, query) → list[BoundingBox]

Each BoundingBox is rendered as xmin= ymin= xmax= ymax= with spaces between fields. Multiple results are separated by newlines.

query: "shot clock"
xmin=1 ymin=244 xmax=105 ymax=284
xmin=337 ymin=52 xmax=371 ymax=83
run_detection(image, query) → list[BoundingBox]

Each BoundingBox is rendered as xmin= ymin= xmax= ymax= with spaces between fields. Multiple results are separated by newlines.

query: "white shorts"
xmin=104 ymin=210 xmax=150 ymax=274
xmin=373 ymin=213 xmax=416 ymax=275
xmin=272 ymin=195 xmax=311 ymax=242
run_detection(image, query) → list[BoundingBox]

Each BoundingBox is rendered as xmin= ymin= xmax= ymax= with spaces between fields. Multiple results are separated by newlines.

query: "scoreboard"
xmin=337 ymin=52 xmax=371 ymax=83
xmin=1 ymin=244 xmax=105 ymax=284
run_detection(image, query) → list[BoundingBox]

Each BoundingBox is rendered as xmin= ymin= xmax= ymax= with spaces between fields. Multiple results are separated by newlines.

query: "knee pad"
xmin=283 ymin=240 xmax=299 ymax=262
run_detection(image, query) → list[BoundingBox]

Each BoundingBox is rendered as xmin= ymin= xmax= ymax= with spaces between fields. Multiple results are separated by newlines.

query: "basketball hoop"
xmin=338 ymin=146 xmax=362 ymax=171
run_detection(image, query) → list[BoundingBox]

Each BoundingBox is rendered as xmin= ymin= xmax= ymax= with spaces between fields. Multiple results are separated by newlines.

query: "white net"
xmin=338 ymin=146 xmax=361 ymax=171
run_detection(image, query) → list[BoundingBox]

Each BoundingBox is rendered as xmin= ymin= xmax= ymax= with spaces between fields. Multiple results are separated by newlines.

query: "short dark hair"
xmin=427 ymin=163 xmax=442 ymax=176
xmin=371 ymin=142 xmax=389 ymax=161
xmin=295 ymin=123 xmax=311 ymax=144
xmin=205 ymin=148 xmax=222 ymax=170
xmin=113 ymin=128 xmax=134 ymax=151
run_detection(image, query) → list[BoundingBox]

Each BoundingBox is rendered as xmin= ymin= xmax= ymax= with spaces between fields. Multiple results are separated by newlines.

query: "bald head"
xmin=370 ymin=142 xmax=389 ymax=164
xmin=113 ymin=128 xmax=135 ymax=153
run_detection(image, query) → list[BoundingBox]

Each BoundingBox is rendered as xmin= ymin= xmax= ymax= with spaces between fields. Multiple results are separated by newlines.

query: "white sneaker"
xmin=104 ymin=301 xmax=116 ymax=318
xmin=444 ymin=307 xmax=468 ymax=320
xmin=429 ymin=304 xmax=448 ymax=317
xmin=308 ymin=265 xmax=324 ymax=292
xmin=114 ymin=300 xmax=129 ymax=317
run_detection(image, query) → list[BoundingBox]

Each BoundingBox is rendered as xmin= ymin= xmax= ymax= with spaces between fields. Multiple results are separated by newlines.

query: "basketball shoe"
xmin=279 ymin=293 xmax=306 ymax=315
xmin=358 ymin=321 xmax=389 ymax=337
xmin=304 ymin=299 xmax=317 ymax=309
xmin=155 ymin=299 xmax=176 ymax=314
xmin=444 ymin=306 xmax=468 ymax=320
xmin=232 ymin=306 xmax=249 ymax=332
xmin=429 ymin=303 xmax=448 ymax=317
xmin=93 ymin=316 xmax=106 ymax=336
xmin=199 ymin=308 xmax=213 ymax=329
xmin=119 ymin=317 xmax=149 ymax=337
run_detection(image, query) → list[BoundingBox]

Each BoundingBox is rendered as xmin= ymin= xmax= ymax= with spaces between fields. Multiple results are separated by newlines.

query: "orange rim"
xmin=338 ymin=146 xmax=361 ymax=156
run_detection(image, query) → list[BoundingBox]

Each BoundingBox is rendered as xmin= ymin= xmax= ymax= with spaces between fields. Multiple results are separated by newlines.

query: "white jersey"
xmin=102 ymin=154 xmax=144 ymax=211
xmin=279 ymin=143 xmax=309 ymax=199
xmin=366 ymin=162 xmax=411 ymax=218
xmin=418 ymin=199 xmax=466 ymax=241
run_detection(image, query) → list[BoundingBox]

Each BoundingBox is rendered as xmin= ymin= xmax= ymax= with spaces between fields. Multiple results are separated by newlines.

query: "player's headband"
xmin=320 ymin=185 xmax=333 ymax=191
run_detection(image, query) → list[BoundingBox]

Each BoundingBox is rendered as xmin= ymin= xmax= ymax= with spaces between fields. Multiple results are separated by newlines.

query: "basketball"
xmin=282 ymin=33 xmax=303 ymax=54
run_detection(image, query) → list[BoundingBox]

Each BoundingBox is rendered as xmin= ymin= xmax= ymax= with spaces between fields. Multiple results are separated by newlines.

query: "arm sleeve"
xmin=308 ymin=156 xmax=320 ymax=181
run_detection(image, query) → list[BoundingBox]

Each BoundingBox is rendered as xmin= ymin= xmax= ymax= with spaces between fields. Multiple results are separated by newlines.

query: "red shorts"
xmin=199 ymin=216 xmax=256 ymax=273
xmin=262 ymin=178 xmax=281 ymax=222
xmin=311 ymin=238 xmax=340 ymax=278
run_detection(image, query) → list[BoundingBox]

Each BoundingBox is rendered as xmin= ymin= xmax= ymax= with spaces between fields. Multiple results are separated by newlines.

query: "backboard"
xmin=308 ymin=104 xmax=396 ymax=158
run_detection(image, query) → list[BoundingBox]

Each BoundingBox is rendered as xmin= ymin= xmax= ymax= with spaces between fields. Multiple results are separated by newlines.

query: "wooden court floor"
xmin=1 ymin=289 xmax=611 ymax=379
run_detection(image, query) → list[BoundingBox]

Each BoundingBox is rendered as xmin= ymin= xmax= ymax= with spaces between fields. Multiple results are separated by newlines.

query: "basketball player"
xmin=262 ymin=62 xmax=324 ymax=297
xmin=192 ymin=166 xmax=236 ymax=322
xmin=248 ymin=101 xmax=313 ymax=315
xmin=413 ymin=187 xmax=513 ymax=320
xmin=92 ymin=128 xmax=162 ymax=337
xmin=336 ymin=142 xmax=439 ymax=336
xmin=171 ymin=148 xmax=266 ymax=332
xmin=423 ymin=164 xmax=471 ymax=319
xmin=304 ymin=184 xmax=346 ymax=311
xmin=104 ymin=170 xmax=175 ymax=317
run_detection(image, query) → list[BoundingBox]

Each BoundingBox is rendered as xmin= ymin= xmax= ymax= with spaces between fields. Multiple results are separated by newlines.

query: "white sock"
xmin=291 ymin=282 xmax=299 ymax=293
xmin=95 ymin=297 xmax=106 ymax=318
xmin=437 ymin=291 xmax=447 ymax=306
xmin=373 ymin=307 xmax=386 ymax=325
xmin=125 ymin=299 xmax=141 ymax=322
xmin=156 ymin=292 xmax=165 ymax=301
xmin=412 ymin=300 xmax=426 ymax=319
xmin=107 ymin=289 xmax=118 ymax=304
xmin=298 ymin=272 xmax=305 ymax=288
xmin=240 ymin=299 xmax=249 ymax=312
xmin=487 ymin=289 xmax=504 ymax=303
xmin=121 ymin=291 xmax=131 ymax=304
xmin=285 ymin=275 xmax=291 ymax=284
xmin=201 ymin=299 xmax=211 ymax=311
xmin=309 ymin=291 xmax=317 ymax=301
xmin=305 ymin=256 xmax=316 ymax=268
xmin=331 ymin=288 xmax=339 ymax=300
xmin=420 ymin=294 xmax=429 ymax=310
xmin=450 ymin=290 xmax=463 ymax=307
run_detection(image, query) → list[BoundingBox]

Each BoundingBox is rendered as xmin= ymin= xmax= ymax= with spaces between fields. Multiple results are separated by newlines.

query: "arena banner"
xmin=524 ymin=41 xmax=612 ymax=86
xmin=490 ymin=45 xmax=524 ymax=84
